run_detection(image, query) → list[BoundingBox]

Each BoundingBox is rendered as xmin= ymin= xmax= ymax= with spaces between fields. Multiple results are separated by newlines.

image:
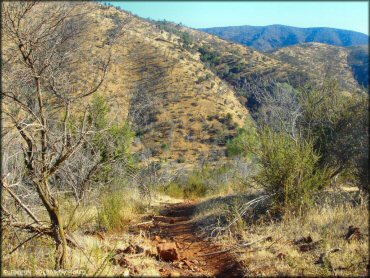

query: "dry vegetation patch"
xmin=192 ymin=189 xmax=368 ymax=276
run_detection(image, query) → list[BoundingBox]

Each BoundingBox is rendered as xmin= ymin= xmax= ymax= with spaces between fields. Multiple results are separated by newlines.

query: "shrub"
xmin=183 ymin=172 xmax=208 ymax=198
xmin=97 ymin=190 xmax=145 ymax=232
xmin=227 ymin=118 xmax=258 ymax=158
xmin=161 ymin=182 xmax=184 ymax=199
xmin=252 ymin=128 xmax=330 ymax=214
xmin=161 ymin=170 xmax=209 ymax=199
xmin=298 ymin=81 xmax=369 ymax=189
xmin=97 ymin=193 xmax=125 ymax=231
xmin=161 ymin=143 xmax=170 ymax=150
xmin=177 ymin=157 xmax=185 ymax=163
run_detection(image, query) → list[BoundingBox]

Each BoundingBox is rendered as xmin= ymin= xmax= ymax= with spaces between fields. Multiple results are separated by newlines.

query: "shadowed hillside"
xmin=347 ymin=45 xmax=369 ymax=88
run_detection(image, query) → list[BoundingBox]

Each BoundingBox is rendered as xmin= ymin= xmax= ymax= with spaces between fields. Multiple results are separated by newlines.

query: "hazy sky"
xmin=107 ymin=1 xmax=369 ymax=35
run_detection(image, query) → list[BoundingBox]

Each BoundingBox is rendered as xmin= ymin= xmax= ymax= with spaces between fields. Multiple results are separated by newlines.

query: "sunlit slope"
xmin=79 ymin=4 xmax=251 ymax=162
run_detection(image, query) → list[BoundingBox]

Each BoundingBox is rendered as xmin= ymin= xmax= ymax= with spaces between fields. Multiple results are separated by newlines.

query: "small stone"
xmin=345 ymin=226 xmax=362 ymax=241
xmin=157 ymin=242 xmax=179 ymax=262
xmin=123 ymin=269 xmax=130 ymax=277
xmin=294 ymin=235 xmax=313 ymax=245
xmin=277 ymin=253 xmax=286 ymax=260
xmin=122 ymin=244 xmax=144 ymax=254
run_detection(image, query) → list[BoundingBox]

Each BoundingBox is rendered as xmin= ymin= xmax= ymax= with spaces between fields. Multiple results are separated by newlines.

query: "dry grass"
xmin=83 ymin=3 xmax=251 ymax=163
xmin=272 ymin=43 xmax=360 ymax=91
xmin=238 ymin=203 xmax=368 ymax=276
xmin=193 ymin=189 xmax=368 ymax=276
xmin=3 ymin=231 xmax=161 ymax=277
xmin=2 ymin=189 xmax=164 ymax=277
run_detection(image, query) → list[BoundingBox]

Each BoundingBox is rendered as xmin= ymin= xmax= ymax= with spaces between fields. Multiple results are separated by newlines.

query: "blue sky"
xmin=106 ymin=1 xmax=369 ymax=35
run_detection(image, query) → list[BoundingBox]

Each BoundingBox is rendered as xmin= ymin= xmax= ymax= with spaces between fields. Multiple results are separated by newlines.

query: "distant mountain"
xmin=200 ymin=25 xmax=369 ymax=51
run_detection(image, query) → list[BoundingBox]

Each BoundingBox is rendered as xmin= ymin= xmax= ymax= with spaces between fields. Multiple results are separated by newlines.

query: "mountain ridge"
xmin=200 ymin=24 xmax=369 ymax=51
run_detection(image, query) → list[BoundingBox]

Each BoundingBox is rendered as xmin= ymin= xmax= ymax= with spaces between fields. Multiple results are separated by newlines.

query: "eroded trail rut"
xmin=149 ymin=201 xmax=244 ymax=277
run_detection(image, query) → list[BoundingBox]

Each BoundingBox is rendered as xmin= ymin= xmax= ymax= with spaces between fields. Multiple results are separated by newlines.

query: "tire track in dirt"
xmin=149 ymin=201 xmax=245 ymax=277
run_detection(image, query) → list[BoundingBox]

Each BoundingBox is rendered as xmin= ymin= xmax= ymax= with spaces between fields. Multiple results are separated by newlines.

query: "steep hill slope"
xmin=105 ymin=13 xmax=254 ymax=163
xmin=57 ymin=4 xmax=252 ymax=163
xmin=154 ymin=21 xmax=363 ymax=98
xmin=150 ymin=20 xmax=308 ymax=101
xmin=271 ymin=42 xmax=365 ymax=91
xmin=200 ymin=24 xmax=369 ymax=51
xmin=347 ymin=45 xmax=369 ymax=88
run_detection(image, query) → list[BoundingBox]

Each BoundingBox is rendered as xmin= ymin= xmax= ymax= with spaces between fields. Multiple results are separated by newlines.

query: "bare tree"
xmin=1 ymin=2 xmax=125 ymax=269
xmin=254 ymin=82 xmax=302 ymax=140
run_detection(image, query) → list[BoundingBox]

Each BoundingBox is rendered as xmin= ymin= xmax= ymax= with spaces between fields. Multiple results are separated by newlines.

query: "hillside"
xmin=149 ymin=20 xmax=310 ymax=108
xmin=34 ymin=7 xmax=368 ymax=161
xmin=200 ymin=24 xmax=369 ymax=51
xmin=3 ymin=3 xmax=366 ymax=164
xmin=41 ymin=4 xmax=253 ymax=163
xmin=271 ymin=42 xmax=364 ymax=91
xmin=347 ymin=45 xmax=369 ymax=88
xmin=97 ymin=9 xmax=255 ymax=163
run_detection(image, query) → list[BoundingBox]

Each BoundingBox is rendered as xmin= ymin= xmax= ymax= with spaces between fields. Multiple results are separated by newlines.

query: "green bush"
xmin=97 ymin=193 xmax=125 ymax=231
xmin=153 ymin=20 xmax=193 ymax=48
xmin=161 ymin=170 xmax=210 ymax=199
xmin=177 ymin=157 xmax=185 ymax=163
xmin=183 ymin=172 xmax=208 ymax=198
xmin=227 ymin=118 xmax=258 ymax=157
xmin=298 ymin=81 xmax=369 ymax=189
xmin=253 ymin=128 xmax=330 ymax=214
xmin=86 ymin=95 xmax=135 ymax=187
xmin=161 ymin=143 xmax=170 ymax=150
xmin=161 ymin=182 xmax=184 ymax=199
xmin=97 ymin=191 xmax=145 ymax=232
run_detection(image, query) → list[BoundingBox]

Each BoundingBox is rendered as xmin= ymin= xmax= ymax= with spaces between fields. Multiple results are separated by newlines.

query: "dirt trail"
xmin=149 ymin=201 xmax=245 ymax=277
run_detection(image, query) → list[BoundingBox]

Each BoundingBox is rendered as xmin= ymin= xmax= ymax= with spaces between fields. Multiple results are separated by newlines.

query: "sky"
xmin=106 ymin=1 xmax=369 ymax=35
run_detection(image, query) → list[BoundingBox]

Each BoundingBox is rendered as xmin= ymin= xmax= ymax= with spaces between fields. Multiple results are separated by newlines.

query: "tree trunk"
xmin=50 ymin=207 xmax=68 ymax=270
xmin=35 ymin=180 xmax=68 ymax=270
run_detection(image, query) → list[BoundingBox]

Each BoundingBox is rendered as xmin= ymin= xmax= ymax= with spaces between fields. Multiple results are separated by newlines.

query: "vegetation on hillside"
xmin=150 ymin=19 xmax=193 ymax=48
xmin=271 ymin=43 xmax=365 ymax=92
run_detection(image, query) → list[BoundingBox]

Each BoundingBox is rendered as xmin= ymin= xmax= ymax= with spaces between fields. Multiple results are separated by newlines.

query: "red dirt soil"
xmin=149 ymin=201 xmax=245 ymax=277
